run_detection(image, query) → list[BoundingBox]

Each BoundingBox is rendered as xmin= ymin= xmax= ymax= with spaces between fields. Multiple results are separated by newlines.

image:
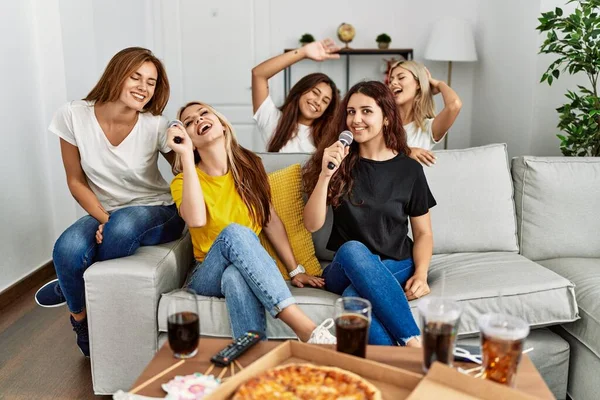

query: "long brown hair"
xmin=84 ymin=47 xmax=170 ymax=115
xmin=303 ymin=81 xmax=410 ymax=207
xmin=388 ymin=61 xmax=435 ymax=131
xmin=173 ymin=102 xmax=272 ymax=227
xmin=267 ymin=73 xmax=339 ymax=152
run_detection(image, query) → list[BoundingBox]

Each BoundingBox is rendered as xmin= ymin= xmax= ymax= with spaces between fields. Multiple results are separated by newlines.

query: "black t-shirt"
xmin=327 ymin=153 xmax=436 ymax=261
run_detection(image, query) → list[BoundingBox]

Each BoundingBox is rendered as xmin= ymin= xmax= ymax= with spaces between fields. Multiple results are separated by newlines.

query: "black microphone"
xmin=327 ymin=130 xmax=354 ymax=170
xmin=168 ymin=120 xmax=184 ymax=144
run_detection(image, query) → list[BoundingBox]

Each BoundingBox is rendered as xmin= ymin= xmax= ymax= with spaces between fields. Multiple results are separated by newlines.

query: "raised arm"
xmin=167 ymin=126 xmax=206 ymax=228
xmin=427 ymin=68 xmax=462 ymax=141
xmin=303 ymin=142 xmax=348 ymax=232
xmin=60 ymin=139 xmax=110 ymax=224
xmin=251 ymin=39 xmax=340 ymax=114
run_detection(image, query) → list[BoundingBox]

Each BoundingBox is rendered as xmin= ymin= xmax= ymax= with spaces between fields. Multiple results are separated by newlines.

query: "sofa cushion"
xmin=257 ymin=152 xmax=334 ymax=261
xmin=538 ymin=258 xmax=600 ymax=359
xmin=512 ymin=156 xmax=600 ymax=260
xmin=413 ymin=252 xmax=578 ymax=335
xmin=158 ymin=283 xmax=339 ymax=338
xmin=423 ymin=144 xmax=519 ymax=254
xmin=258 ymin=164 xmax=322 ymax=278
xmin=158 ymin=253 xmax=578 ymax=339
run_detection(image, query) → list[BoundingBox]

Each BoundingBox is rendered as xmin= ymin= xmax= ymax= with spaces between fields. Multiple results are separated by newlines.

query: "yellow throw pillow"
xmin=259 ymin=164 xmax=322 ymax=279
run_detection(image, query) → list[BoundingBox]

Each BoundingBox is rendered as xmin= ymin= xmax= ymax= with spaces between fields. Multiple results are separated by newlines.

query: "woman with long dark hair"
xmin=252 ymin=39 xmax=340 ymax=152
xmin=168 ymin=100 xmax=334 ymax=343
xmin=303 ymin=81 xmax=437 ymax=347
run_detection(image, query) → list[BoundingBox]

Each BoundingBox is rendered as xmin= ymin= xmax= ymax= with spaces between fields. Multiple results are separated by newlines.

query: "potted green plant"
xmin=376 ymin=33 xmax=392 ymax=49
xmin=299 ymin=33 xmax=315 ymax=46
xmin=537 ymin=0 xmax=600 ymax=156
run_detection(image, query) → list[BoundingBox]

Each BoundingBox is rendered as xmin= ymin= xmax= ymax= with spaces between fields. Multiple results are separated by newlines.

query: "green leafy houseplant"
xmin=537 ymin=0 xmax=600 ymax=156
xmin=376 ymin=33 xmax=391 ymax=43
xmin=299 ymin=33 xmax=315 ymax=44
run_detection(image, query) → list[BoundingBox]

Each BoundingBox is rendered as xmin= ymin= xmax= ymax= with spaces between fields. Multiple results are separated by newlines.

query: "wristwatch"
xmin=289 ymin=264 xmax=306 ymax=278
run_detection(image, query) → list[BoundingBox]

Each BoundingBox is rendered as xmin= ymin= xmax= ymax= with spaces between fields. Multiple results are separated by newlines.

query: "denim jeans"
xmin=186 ymin=223 xmax=296 ymax=339
xmin=54 ymin=204 xmax=184 ymax=313
xmin=323 ymin=240 xmax=420 ymax=346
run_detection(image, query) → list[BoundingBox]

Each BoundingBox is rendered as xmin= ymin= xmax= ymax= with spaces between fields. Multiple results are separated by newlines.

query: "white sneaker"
xmin=307 ymin=318 xmax=337 ymax=344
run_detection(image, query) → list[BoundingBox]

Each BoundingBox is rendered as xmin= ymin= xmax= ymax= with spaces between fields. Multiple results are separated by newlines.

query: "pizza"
xmin=232 ymin=363 xmax=382 ymax=400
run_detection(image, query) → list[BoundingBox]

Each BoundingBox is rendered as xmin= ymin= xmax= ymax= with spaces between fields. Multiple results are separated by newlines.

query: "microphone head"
xmin=168 ymin=120 xmax=183 ymax=128
xmin=339 ymin=130 xmax=354 ymax=146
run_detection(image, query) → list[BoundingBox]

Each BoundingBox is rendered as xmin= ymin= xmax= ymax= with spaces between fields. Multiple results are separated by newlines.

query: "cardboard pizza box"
xmin=205 ymin=340 xmax=423 ymax=400
xmin=405 ymin=362 xmax=539 ymax=400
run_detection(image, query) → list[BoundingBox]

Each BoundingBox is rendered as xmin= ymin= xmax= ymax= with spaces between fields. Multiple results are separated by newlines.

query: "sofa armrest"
xmin=84 ymin=231 xmax=193 ymax=394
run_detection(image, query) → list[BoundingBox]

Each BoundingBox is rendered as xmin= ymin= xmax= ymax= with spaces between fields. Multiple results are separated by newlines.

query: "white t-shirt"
xmin=253 ymin=96 xmax=316 ymax=153
xmin=404 ymin=118 xmax=445 ymax=150
xmin=49 ymin=100 xmax=173 ymax=211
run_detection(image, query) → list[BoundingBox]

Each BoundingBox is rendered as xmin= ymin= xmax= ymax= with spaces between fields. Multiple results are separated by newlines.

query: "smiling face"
xmin=388 ymin=66 xmax=420 ymax=107
xmin=118 ymin=61 xmax=158 ymax=111
xmin=346 ymin=93 xmax=387 ymax=145
xmin=180 ymin=103 xmax=226 ymax=149
xmin=297 ymin=82 xmax=333 ymax=123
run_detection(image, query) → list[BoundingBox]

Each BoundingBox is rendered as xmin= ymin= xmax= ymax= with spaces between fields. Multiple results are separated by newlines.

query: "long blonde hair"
xmin=389 ymin=61 xmax=435 ymax=131
xmin=172 ymin=102 xmax=272 ymax=227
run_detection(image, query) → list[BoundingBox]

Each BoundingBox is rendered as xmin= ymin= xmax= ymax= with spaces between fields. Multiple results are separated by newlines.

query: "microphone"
xmin=168 ymin=120 xmax=184 ymax=144
xmin=327 ymin=130 xmax=354 ymax=170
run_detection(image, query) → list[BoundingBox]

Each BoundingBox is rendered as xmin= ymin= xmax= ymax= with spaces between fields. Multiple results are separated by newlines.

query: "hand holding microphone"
xmin=323 ymin=130 xmax=353 ymax=175
xmin=168 ymin=120 xmax=184 ymax=144
xmin=167 ymin=120 xmax=192 ymax=154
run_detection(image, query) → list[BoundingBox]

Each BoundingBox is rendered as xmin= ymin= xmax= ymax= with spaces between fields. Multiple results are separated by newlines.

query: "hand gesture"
xmin=404 ymin=273 xmax=430 ymax=301
xmin=409 ymin=147 xmax=436 ymax=167
xmin=96 ymin=223 xmax=105 ymax=244
xmin=425 ymin=67 xmax=441 ymax=95
xmin=321 ymin=141 xmax=350 ymax=177
xmin=167 ymin=124 xmax=194 ymax=155
xmin=303 ymin=38 xmax=341 ymax=61
xmin=291 ymin=273 xmax=325 ymax=288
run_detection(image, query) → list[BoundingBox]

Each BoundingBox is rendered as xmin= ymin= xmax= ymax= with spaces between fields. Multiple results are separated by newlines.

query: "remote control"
xmin=210 ymin=331 xmax=264 ymax=366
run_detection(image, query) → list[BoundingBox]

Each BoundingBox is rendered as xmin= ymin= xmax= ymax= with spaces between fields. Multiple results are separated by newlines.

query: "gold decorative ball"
xmin=337 ymin=23 xmax=356 ymax=47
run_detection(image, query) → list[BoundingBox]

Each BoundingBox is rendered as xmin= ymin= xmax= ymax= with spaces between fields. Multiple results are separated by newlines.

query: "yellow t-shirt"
xmin=170 ymin=167 xmax=261 ymax=261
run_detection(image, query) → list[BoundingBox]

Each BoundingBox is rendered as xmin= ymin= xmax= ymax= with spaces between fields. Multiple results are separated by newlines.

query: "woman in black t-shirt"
xmin=303 ymin=81 xmax=436 ymax=347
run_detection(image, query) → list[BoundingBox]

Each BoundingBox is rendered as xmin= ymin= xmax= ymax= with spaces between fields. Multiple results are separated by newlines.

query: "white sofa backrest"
xmin=512 ymin=156 xmax=600 ymax=260
xmin=423 ymin=144 xmax=519 ymax=254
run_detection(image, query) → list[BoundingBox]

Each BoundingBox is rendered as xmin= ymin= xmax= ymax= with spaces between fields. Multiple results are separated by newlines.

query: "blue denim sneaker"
xmin=70 ymin=315 xmax=90 ymax=357
xmin=35 ymin=278 xmax=67 ymax=307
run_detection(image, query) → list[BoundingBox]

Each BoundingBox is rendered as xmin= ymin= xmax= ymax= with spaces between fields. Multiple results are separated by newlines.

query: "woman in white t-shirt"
xmin=252 ymin=39 xmax=341 ymax=152
xmin=34 ymin=47 xmax=185 ymax=357
xmin=388 ymin=61 xmax=462 ymax=166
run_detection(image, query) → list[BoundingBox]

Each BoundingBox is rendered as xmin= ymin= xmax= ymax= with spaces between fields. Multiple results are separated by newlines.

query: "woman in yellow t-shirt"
xmin=168 ymin=101 xmax=335 ymax=343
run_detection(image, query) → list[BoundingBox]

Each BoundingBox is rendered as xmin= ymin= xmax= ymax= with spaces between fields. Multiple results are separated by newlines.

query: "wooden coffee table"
xmin=131 ymin=338 xmax=554 ymax=399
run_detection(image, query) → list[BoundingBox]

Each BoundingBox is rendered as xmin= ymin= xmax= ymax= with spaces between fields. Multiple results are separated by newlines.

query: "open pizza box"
xmin=204 ymin=340 xmax=423 ymax=399
xmin=205 ymin=341 xmax=540 ymax=400
xmin=406 ymin=362 xmax=538 ymax=400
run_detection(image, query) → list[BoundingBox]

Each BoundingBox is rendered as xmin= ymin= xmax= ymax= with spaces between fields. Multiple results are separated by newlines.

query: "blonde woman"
xmin=388 ymin=61 xmax=462 ymax=166
xmin=168 ymin=101 xmax=334 ymax=343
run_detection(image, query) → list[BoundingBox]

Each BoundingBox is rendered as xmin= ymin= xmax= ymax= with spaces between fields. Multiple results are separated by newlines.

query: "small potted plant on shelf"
xmin=376 ymin=33 xmax=391 ymax=49
xmin=299 ymin=33 xmax=315 ymax=46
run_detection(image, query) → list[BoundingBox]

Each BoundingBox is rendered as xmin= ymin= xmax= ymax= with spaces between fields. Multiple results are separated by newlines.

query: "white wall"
xmin=0 ymin=0 xmax=71 ymax=292
xmin=1 ymin=0 xmax=591 ymax=291
xmin=471 ymin=0 xmax=596 ymax=157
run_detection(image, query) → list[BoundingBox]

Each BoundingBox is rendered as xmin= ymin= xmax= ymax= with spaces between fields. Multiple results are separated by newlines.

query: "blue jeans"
xmin=186 ymin=223 xmax=296 ymax=339
xmin=323 ymin=241 xmax=420 ymax=346
xmin=54 ymin=204 xmax=184 ymax=313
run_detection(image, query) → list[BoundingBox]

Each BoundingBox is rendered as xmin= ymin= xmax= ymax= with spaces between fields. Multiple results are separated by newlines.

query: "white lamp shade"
xmin=424 ymin=17 xmax=478 ymax=62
